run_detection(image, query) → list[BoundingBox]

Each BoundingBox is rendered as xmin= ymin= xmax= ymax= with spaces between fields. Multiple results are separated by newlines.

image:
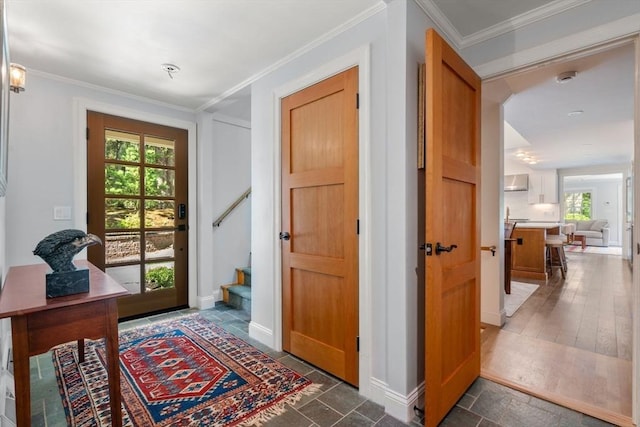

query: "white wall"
xmin=211 ymin=116 xmax=251 ymax=293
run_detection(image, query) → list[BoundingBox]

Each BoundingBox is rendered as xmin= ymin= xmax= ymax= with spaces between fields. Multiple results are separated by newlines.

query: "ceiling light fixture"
xmin=556 ymin=70 xmax=577 ymax=83
xmin=161 ymin=63 xmax=180 ymax=80
xmin=568 ymin=110 xmax=584 ymax=116
xmin=9 ymin=63 xmax=26 ymax=93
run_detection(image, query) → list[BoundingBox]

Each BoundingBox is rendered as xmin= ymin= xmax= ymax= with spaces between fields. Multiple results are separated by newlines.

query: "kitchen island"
xmin=510 ymin=223 xmax=562 ymax=281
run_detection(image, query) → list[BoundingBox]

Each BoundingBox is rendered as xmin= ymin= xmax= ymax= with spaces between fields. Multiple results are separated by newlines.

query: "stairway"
xmin=221 ymin=267 xmax=251 ymax=313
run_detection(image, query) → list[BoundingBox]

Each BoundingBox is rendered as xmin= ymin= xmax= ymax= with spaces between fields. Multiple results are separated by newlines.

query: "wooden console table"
xmin=0 ymin=260 xmax=128 ymax=426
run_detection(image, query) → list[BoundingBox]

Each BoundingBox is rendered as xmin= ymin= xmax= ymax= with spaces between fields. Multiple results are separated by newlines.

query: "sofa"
xmin=565 ymin=219 xmax=610 ymax=247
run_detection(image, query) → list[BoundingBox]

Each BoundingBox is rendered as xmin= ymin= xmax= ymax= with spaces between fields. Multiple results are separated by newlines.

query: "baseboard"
xmin=248 ymin=321 xmax=274 ymax=348
xmin=482 ymin=309 xmax=506 ymax=326
xmin=197 ymin=294 xmax=217 ymax=310
xmin=370 ymin=376 xmax=423 ymax=424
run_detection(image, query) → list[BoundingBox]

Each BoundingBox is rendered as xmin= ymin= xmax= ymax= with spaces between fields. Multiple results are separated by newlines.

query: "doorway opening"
xmin=483 ymin=40 xmax=635 ymax=426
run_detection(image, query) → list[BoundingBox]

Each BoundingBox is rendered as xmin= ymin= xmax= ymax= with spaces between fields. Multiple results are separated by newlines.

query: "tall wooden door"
xmin=424 ymin=29 xmax=481 ymax=426
xmin=281 ymin=67 xmax=359 ymax=386
xmin=87 ymin=112 xmax=189 ymax=319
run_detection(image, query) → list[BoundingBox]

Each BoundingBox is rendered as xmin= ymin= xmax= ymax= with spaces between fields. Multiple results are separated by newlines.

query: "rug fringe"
xmin=238 ymin=383 xmax=323 ymax=426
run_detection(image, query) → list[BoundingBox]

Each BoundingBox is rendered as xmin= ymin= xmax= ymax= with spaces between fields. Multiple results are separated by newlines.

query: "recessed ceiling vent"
xmin=556 ymin=71 xmax=577 ymax=83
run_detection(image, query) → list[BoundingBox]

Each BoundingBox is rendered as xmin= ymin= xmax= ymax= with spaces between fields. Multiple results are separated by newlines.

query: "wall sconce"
xmin=9 ymin=63 xmax=26 ymax=93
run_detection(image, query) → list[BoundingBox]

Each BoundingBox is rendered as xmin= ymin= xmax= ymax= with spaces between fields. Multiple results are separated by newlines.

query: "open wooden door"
xmin=424 ymin=29 xmax=481 ymax=426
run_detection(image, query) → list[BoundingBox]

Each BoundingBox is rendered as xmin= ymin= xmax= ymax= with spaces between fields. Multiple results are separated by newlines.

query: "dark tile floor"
xmin=26 ymin=303 xmax=617 ymax=426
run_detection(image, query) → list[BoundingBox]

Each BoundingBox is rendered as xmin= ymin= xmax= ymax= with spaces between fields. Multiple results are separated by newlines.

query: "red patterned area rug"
xmin=53 ymin=314 xmax=321 ymax=426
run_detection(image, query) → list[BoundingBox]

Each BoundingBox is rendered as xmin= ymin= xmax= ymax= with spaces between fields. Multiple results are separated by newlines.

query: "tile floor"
xmin=25 ymin=303 xmax=616 ymax=427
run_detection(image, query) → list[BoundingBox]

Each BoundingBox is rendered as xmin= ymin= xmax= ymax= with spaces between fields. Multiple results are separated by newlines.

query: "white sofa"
xmin=565 ymin=219 xmax=610 ymax=247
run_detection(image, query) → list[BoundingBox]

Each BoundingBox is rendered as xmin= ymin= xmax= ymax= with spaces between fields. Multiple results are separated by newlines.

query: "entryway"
xmin=86 ymin=111 xmax=189 ymax=319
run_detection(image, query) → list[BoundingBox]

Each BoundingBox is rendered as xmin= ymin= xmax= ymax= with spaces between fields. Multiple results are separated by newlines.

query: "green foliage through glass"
xmin=564 ymin=191 xmax=592 ymax=220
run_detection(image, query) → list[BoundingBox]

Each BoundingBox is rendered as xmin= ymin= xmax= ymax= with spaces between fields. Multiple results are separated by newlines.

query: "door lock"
xmin=279 ymin=231 xmax=291 ymax=241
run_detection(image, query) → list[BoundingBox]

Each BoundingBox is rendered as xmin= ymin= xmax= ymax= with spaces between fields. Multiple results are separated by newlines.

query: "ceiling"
xmin=5 ymin=0 xmax=635 ymax=171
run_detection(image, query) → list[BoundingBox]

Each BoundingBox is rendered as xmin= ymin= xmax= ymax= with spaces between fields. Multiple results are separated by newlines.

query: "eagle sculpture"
xmin=33 ymin=229 xmax=102 ymax=273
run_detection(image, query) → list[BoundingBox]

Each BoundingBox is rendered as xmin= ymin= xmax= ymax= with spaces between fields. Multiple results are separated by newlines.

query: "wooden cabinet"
xmin=528 ymin=170 xmax=558 ymax=204
xmin=511 ymin=225 xmax=560 ymax=281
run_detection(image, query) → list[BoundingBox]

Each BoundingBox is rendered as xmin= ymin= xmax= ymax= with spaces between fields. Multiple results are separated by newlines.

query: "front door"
xmin=87 ymin=112 xmax=189 ymax=319
xmin=281 ymin=67 xmax=359 ymax=386
xmin=424 ymin=29 xmax=482 ymax=426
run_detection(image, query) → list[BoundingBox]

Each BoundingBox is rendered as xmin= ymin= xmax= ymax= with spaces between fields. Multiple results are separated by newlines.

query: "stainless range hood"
xmin=504 ymin=174 xmax=529 ymax=191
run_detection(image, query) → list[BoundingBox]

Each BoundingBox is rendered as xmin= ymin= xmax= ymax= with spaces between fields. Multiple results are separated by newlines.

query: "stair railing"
xmin=212 ymin=187 xmax=251 ymax=228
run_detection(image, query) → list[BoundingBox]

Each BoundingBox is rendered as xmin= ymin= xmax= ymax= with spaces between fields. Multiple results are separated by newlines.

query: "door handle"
xmin=435 ymin=242 xmax=457 ymax=255
xmin=279 ymin=231 xmax=291 ymax=241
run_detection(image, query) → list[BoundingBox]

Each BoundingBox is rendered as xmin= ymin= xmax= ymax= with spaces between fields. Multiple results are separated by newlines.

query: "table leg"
xmin=11 ymin=316 xmax=30 ymax=427
xmin=105 ymin=299 xmax=122 ymax=427
xmin=581 ymin=238 xmax=586 ymax=250
xmin=78 ymin=339 xmax=85 ymax=363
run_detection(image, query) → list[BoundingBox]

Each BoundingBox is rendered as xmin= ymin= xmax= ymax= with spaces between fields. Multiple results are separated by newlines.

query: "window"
xmin=564 ymin=191 xmax=592 ymax=220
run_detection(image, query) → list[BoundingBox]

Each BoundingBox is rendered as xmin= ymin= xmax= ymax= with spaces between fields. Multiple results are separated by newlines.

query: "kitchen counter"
xmin=510 ymin=223 xmax=561 ymax=280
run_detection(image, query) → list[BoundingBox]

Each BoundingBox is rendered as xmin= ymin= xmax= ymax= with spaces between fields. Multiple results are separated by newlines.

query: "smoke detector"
xmin=161 ymin=63 xmax=180 ymax=79
xmin=556 ymin=71 xmax=577 ymax=83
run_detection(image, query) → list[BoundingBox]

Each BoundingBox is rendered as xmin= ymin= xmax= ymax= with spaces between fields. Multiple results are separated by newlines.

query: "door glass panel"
xmin=145 ymin=167 xmax=175 ymax=197
xmin=106 ymin=265 xmax=141 ymax=295
xmin=105 ymin=231 xmax=141 ymax=264
xmin=105 ymin=130 xmax=140 ymax=162
xmin=105 ymin=164 xmax=140 ymax=195
xmin=145 ymin=200 xmax=174 ymax=228
xmin=105 ymin=198 xmax=140 ymax=229
xmin=145 ymin=136 xmax=175 ymax=166
xmin=145 ymin=231 xmax=174 ymax=260
xmin=145 ymin=261 xmax=175 ymax=292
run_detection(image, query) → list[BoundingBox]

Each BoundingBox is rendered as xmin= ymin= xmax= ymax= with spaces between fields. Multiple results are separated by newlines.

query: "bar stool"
xmin=545 ymin=237 xmax=567 ymax=279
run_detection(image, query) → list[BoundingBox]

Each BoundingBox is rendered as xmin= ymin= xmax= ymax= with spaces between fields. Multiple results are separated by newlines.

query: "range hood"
xmin=504 ymin=174 xmax=529 ymax=191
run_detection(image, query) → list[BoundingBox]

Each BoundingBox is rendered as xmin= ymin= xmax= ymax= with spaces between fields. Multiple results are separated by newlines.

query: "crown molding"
xmin=461 ymin=0 xmax=592 ymax=48
xmin=197 ymin=1 xmax=386 ymax=112
xmin=415 ymin=0 xmax=592 ymax=50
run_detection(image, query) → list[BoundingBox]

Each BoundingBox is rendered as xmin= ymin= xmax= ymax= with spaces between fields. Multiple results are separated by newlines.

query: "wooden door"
xmin=281 ymin=67 xmax=359 ymax=386
xmin=424 ymin=29 xmax=481 ymax=426
xmin=87 ymin=112 xmax=189 ymax=319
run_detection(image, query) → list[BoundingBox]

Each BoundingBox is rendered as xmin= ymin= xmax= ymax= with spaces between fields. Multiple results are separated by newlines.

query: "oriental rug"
xmin=52 ymin=314 xmax=320 ymax=426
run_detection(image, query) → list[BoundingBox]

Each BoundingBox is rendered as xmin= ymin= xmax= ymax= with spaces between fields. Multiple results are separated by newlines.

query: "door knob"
xmin=279 ymin=231 xmax=291 ymax=241
xmin=435 ymin=242 xmax=457 ymax=255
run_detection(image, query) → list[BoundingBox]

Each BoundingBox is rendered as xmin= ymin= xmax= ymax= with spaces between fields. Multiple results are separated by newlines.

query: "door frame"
xmin=72 ymin=98 xmax=199 ymax=310
xmin=481 ymin=34 xmax=640 ymax=425
xmin=267 ymin=45 xmax=373 ymax=397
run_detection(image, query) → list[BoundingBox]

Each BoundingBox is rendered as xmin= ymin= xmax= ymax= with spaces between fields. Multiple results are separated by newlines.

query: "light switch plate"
xmin=53 ymin=206 xmax=72 ymax=220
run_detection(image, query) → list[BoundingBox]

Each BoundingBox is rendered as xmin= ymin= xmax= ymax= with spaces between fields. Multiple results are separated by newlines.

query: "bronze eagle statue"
xmin=33 ymin=229 xmax=102 ymax=273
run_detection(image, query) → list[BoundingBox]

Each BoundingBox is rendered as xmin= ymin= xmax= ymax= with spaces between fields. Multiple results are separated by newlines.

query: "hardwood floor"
xmin=481 ymin=250 xmax=633 ymax=426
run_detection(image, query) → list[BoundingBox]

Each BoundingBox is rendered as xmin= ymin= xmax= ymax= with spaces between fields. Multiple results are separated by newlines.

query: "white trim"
xmin=415 ymin=0 xmax=590 ymax=50
xmin=461 ymin=0 xmax=590 ymax=49
xmin=475 ymin=14 xmax=640 ymax=79
xmin=248 ymin=321 xmax=274 ymax=345
xmin=384 ymin=381 xmax=424 ymax=423
xmin=481 ymin=309 xmax=506 ymax=327
xmin=72 ymin=98 xmax=199 ymax=309
xmin=211 ymin=113 xmax=251 ymax=130
xmin=265 ymin=45 xmax=373 ymax=397
xmin=633 ymin=34 xmax=640 ymax=427
xmin=33 ymin=69 xmax=195 ymax=114
xmin=197 ymin=294 xmax=217 ymax=310
xmin=196 ymin=3 xmax=384 ymax=112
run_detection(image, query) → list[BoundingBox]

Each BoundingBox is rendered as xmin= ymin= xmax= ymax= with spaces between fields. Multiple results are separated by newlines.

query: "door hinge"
xmin=356 ymin=336 xmax=360 ymax=352
xmin=86 ymin=212 xmax=89 ymax=225
xmin=86 ymin=127 xmax=89 ymax=140
xmin=356 ymin=93 xmax=360 ymax=109
xmin=356 ymin=219 xmax=360 ymax=235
